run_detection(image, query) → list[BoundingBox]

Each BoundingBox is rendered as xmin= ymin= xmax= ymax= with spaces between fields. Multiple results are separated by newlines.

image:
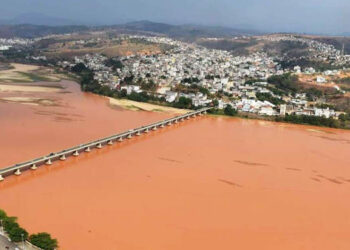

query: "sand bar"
xmin=108 ymin=97 xmax=188 ymax=114
xmin=0 ymin=84 xmax=61 ymax=93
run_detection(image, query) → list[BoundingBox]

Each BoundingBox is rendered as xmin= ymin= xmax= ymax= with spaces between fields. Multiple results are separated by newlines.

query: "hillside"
xmin=0 ymin=21 xmax=259 ymax=39
xmin=197 ymin=36 xmax=310 ymax=57
xmin=112 ymin=21 xmax=260 ymax=40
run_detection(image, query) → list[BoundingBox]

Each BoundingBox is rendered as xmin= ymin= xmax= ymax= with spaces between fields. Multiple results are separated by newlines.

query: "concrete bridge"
xmin=0 ymin=108 xmax=210 ymax=181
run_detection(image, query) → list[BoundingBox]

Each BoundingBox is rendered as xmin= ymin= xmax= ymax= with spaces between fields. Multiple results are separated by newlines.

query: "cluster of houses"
xmin=54 ymin=34 xmax=345 ymax=119
xmin=0 ymin=38 xmax=35 ymax=51
xmin=117 ymin=38 xmax=280 ymax=89
xmin=260 ymin=35 xmax=350 ymax=66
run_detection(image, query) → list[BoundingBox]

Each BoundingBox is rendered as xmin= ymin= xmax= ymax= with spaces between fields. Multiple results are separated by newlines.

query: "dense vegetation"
xmin=267 ymin=73 xmax=299 ymax=93
xmin=173 ymin=83 xmax=210 ymax=96
xmin=267 ymin=73 xmax=325 ymax=101
xmin=277 ymin=58 xmax=346 ymax=71
xmin=104 ymin=58 xmax=124 ymax=70
xmin=224 ymin=104 xmax=238 ymax=116
xmin=0 ymin=209 xmax=58 ymax=250
xmin=256 ymin=92 xmax=285 ymax=105
xmin=275 ymin=114 xmax=342 ymax=128
xmin=29 ymin=233 xmax=58 ymax=250
xmin=207 ymin=104 xmax=238 ymax=117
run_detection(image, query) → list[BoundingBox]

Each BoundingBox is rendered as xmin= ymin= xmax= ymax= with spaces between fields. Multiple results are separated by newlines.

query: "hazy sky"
xmin=1 ymin=0 xmax=350 ymax=34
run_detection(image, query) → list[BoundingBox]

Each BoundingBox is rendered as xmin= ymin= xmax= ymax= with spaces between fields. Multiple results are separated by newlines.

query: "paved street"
xmin=0 ymin=234 xmax=21 ymax=250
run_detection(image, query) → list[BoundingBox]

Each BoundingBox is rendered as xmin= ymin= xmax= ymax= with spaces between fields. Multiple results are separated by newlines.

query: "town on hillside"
xmin=1 ymin=31 xmax=350 ymax=128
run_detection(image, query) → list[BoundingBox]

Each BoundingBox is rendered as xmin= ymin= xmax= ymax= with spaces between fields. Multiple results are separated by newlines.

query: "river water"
xmin=0 ymin=81 xmax=350 ymax=250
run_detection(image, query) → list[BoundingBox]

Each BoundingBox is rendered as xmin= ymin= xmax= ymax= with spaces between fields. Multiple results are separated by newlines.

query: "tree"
xmin=0 ymin=209 xmax=7 ymax=220
xmin=29 ymin=233 xmax=58 ymax=250
xmin=3 ymin=217 xmax=18 ymax=232
xmin=71 ymin=63 xmax=87 ymax=73
xmin=267 ymin=73 xmax=299 ymax=94
xmin=256 ymin=92 xmax=285 ymax=105
xmin=224 ymin=104 xmax=237 ymax=116
xmin=174 ymin=97 xmax=192 ymax=109
xmin=8 ymin=226 xmax=28 ymax=242
xmin=105 ymin=58 xmax=123 ymax=70
xmin=212 ymin=99 xmax=219 ymax=107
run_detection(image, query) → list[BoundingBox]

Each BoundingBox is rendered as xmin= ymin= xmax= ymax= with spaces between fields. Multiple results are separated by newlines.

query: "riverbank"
xmin=0 ymin=84 xmax=62 ymax=93
xmin=0 ymin=63 xmax=69 ymax=84
xmin=108 ymin=97 xmax=188 ymax=114
xmin=0 ymin=97 xmax=57 ymax=106
xmin=208 ymin=109 xmax=350 ymax=130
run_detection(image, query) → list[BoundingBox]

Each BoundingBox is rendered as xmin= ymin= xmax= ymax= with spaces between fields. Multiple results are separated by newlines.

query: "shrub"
xmin=8 ymin=226 xmax=28 ymax=242
xmin=29 ymin=233 xmax=58 ymax=250
xmin=224 ymin=104 xmax=237 ymax=116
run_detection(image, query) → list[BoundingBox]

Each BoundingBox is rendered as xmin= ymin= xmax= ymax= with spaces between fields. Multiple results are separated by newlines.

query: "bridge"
xmin=0 ymin=108 xmax=211 ymax=181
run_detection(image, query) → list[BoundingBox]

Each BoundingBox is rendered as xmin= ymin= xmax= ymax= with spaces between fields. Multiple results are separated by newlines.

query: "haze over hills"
xmin=113 ymin=21 xmax=260 ymax=39
xmin=0 ymin=12 xmax=349 ymax=38
xmin=0 ymin=19 xmax=260 ymax=39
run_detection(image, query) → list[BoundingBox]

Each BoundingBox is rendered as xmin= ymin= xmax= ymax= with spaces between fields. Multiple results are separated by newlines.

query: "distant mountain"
xmin=0 ymin=24 xmax=89 ymax=38
xmin=114 ymin=21 xmax=261 ymax=39
xmin=0 ymin=20 xmax=261 ymax=39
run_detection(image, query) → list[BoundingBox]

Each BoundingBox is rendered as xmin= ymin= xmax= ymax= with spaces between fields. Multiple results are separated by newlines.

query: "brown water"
xmin=1 ymin=81 xmax=350 ymax=250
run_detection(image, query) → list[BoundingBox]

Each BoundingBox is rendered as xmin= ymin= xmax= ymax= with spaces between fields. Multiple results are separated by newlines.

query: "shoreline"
xmin=207 ymin=112 xmax=350 ymax=131
xmin=108 ymin=97 xmax=188 ymax=114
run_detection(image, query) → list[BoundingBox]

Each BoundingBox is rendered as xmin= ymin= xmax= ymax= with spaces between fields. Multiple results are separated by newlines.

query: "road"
xmin=0 ymin=234 xmax=21 ymax=250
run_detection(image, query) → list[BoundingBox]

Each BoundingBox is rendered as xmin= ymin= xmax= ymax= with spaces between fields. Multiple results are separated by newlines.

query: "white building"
xmin=165 ymin=91 xmax=178 ymax=103
xmin=316 ymin=76 xmax=327 ymax=84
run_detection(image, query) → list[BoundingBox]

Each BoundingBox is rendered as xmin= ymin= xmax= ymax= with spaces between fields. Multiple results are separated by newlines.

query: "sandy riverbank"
xmin=0 ymin=63 xmax=63 ymax=83
xmin=0 ymin=84 xmax=62 ymax=93
xmin=108 ymin=97 xmax=188 ymax=114
xmin=0 ymin=97 xmax=57 ymax=106
xmin=0 ymin=63 xmax=39 ymax=73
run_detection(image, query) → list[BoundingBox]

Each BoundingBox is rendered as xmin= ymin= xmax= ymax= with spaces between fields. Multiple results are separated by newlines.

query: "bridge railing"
xmin=0 ymin=108 xmax=210 ymax=179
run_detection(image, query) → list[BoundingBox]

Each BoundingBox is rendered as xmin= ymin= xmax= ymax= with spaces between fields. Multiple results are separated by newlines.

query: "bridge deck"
xmin=0 ymin=108 xmax=210 ymax=180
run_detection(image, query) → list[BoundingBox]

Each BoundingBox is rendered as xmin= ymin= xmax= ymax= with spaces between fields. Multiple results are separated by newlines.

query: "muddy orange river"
xmin=0 ymin=81 xmax=350 ymax=250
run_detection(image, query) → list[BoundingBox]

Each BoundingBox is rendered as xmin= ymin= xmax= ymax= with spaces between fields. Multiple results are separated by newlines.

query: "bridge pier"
xmin=186 ymin=116 xmax=190 ymax=120
xmin=73 ymin=151 xmax=79 ymax=157
xmin=175 ymin=119 xmax=178 ymax=124
xmin=118 ymin=137 xmax=123 ymax=142
xmin=136 ymin=131 xmax=141 ymax=136
xmin=31 ymin=164 xmax=37 ymax=170
xmin=97 ymin=143 xmax=102 ymax=149
xmin=0 ymin=175 xmax=4 ymax=181
xmin=181 ymin=118 xmax=184 ymax=121
xmin=46 ymin=159 xmax=52 ymax=165
xmin=127 ymin=134 xmax=132 ymax=139
xmin=167 ymin=122 xmax=172 ymax=126
xmin=145 ymin=128 xmax=149 ymax=133
xmin=160 ymin=124 xmax=165 ymax=128
xmin=153 ymin=126 xmax=157 ymax=131
xmin=60 ymin=155 xmax=66 ymax=161
xmin=85 ymin=147 xmax=91 ymax=152
xmin=14 ymin=169 xmax=21 ymax=176
xmin=108 ymin=140 xmax=113 ymax=145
